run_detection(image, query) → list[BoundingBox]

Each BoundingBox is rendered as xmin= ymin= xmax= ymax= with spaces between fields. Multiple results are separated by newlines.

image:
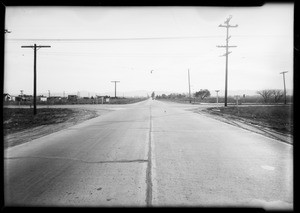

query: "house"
xmin=37 ymin=95 xmax=47 ymax=102
xmin=3 ymin=93 xmax=11 ymax=101
xmin=40 ymin=97 xmax=47 ymax=102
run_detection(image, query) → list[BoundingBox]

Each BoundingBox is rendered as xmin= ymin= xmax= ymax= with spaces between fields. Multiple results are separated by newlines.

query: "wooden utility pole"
xmin=188 ymin=69 xmax=191 ymax=103
xmin=215 ymin=90 xmax=220 ymax=103
xmin=21 ymin=44 xmax=51 ymax=115
xmin=217 ymin=15 xmax=238 ymax=107
xmin=280 ymin=71 xmax=288 ymax=104
xmin=111 ymin=81 xmax=120 ymax=98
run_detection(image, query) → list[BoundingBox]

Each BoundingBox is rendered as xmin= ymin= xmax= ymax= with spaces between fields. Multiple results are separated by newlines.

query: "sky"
xmin=4 ymin=4 xmax=294 ymax=97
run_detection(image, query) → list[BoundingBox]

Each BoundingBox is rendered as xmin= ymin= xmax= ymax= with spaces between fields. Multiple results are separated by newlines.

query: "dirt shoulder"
xmin=192 ymin=106 xmax=293 ymax=145
xmin=3 ymin=107 xmax=106 ymax=148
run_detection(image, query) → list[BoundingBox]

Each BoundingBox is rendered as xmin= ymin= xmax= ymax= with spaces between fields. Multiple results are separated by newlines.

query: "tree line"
xmin=155 ymin=89 xmax=290 ymax=104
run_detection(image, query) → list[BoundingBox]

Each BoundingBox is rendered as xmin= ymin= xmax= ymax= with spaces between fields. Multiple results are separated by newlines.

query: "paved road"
xmin=4 ymin=99 xmax=293 ymax=209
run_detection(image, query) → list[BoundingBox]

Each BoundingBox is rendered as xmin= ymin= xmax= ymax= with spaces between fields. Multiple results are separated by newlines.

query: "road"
xmin=4 ymin=99 xmax=293 ymax=209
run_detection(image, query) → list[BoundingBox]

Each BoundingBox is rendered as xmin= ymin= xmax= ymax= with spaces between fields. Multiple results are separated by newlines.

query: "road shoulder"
xmin=191 ymin=108 xmax=293 ymax=145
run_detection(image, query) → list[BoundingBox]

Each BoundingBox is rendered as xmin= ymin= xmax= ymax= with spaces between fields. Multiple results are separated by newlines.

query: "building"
xmin=22 ymin=95 xmax=33 ymax=101
xmin=40 ymin=97 xmax=48 ymax=102
xmin=3 ymin=93 xmax=11 ymax=101
xmin=68 ymin=95 xmax=78 ymax=101
xmin=47 ymin=96 xmax=62 ymax=101
xmin=96 ymin=95 xmax=110 ymax=104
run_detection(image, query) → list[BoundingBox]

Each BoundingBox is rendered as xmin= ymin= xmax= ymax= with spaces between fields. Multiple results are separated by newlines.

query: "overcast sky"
xmin=4 ymin=4 xmax=294 ymax=97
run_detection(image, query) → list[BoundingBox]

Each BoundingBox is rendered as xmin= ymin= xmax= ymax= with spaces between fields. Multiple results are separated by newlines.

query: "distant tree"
xmin=271 ymin=89 xmax=284 ymax=103
xmin=151 ymin=92 xmax=155 ymax=99
xmin=195 ymin=89 xmax=211 ymax=100
xmin=257 ymin=89 xmax=273 ymax=103
xmin=161 ymin=94 xmax=167 ymax=99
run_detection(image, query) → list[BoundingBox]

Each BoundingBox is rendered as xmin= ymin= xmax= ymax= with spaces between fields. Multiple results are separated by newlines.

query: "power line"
xmin=7 ymin=36 xmax=224 ymax=42
xmin=6 ymin=34 xmax=288 ymax=43
xmin=217 ymin=15 xmax=238 ymax=107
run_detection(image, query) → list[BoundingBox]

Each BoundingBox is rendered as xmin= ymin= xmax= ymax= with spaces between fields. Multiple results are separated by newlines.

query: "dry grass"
xmin=205 ymin=105 xmax=293 ymax=135
xmin=3 ymin=108 xmax=98 ymax=136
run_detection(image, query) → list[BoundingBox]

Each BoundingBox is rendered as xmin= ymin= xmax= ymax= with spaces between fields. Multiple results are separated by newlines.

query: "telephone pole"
xmin=215 ymin=90 xmax=220 ymax=104
xmin=21 ymin=44 xmax=51 ymax=115
xmin=111 ymin=81 xmax=120 ymax=98
xmin=280 ymin=71 xmax=288 ymax=104
xmin=217 ymin=15 xmax=238 ymax=107
xmin=188 ymin=69 xmax=191 ymax=103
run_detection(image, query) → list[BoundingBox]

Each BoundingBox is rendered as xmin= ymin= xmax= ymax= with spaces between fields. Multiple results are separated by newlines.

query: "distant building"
xmin=37 ymin=95 xmax=47 ymax=102
xmin=14 ymin=96 xmax=22 ymax=102
xmin=68 ymin=95 xmax=78 ymax=101
xmin=47 ymin=96 xmax=61 ymax=101
xmin=40 ymin=97 xmax=47 ymax=101
xmin=96 ymin=95 xmax=110 ymax=104
xmin=11 ymin=96 xmax=17 ymax=101
xmin=22 ymin=95 xmax=33 ymax=101
xmin=3 ymin=93 xmax=11 ymax=101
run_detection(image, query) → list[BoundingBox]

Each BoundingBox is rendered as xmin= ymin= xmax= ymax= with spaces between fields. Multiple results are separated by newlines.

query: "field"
xmin=3 ymin=108 xmax=99 ymax=148
xmin=203 ymin=105 xmax=293 ymax=135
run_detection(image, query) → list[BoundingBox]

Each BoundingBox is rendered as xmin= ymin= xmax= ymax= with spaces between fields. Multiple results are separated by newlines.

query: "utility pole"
xmin=188 ymin=69 xmax=191 ymax=103
xmin=280 ymin=71 xmax=288 ymax=104
xmin=215 ymin=90 xmax=220 ymax=104
xmin=21 ymin=44 xmax=51 ymax=115
xmin=111 ymin=81 xmax=120 ymax=98
xmin=217 ymin=15 xmax=238 ymax=107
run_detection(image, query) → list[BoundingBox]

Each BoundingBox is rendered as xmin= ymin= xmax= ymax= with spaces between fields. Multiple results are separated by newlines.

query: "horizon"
xmin=7 ymin=88 xmax=293 ymax=98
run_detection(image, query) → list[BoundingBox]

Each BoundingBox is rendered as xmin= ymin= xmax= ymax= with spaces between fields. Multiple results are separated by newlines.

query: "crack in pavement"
xmin=4 ymin=156 xmax=148 ymax=164
xmin=146 ymin=105 xmax=153 ymax=207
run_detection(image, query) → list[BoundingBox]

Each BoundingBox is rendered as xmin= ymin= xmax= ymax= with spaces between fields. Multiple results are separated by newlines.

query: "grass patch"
xmin=205 ymin=105 xmax=293 ymax=135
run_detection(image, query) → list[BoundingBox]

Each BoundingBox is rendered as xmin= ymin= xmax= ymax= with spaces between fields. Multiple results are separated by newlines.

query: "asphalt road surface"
xmin=4 ymin=99 xmax=293 ymax=209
